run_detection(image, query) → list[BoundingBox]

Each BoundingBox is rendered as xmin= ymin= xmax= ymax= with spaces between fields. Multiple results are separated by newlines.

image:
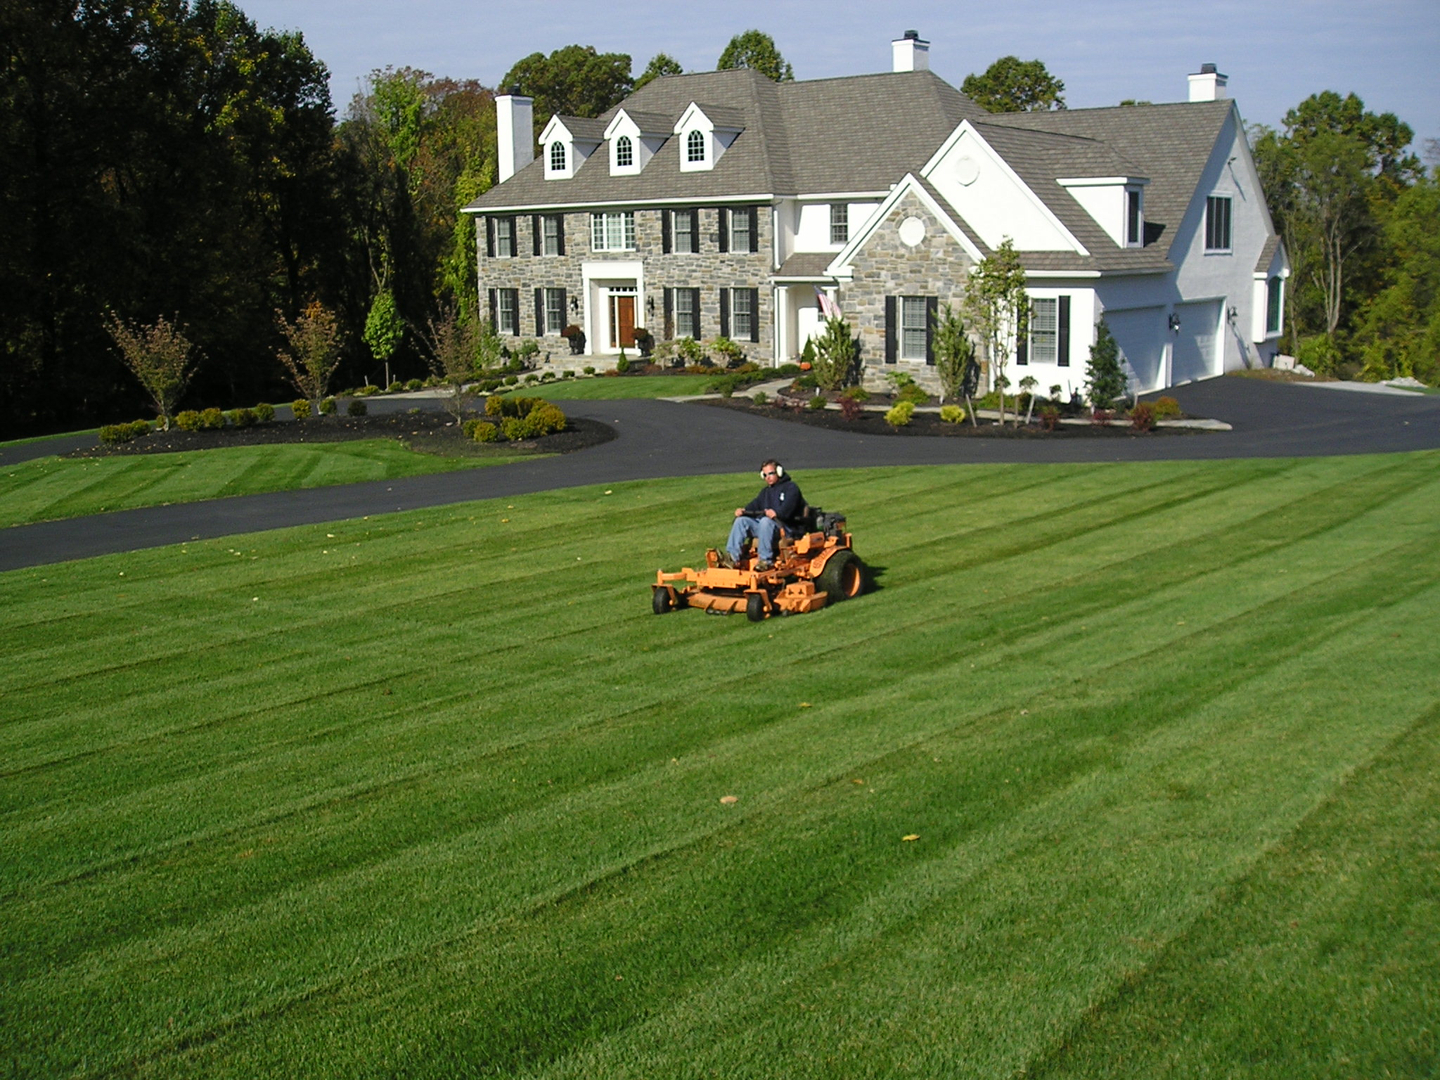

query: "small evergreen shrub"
xmin=940 ymin=404 xmax=965 ymax=424
xmin=347 ymin=399 xmax=368 ymax=417
xmin=99 ymin=420 xmax=153 ymax=445
xmin=504 ymin=375 xmax=518 ymax=385
xmin=522 ymin=403 xmax=567 ymax=437
xmin=751 ymin=391 xmax=768 ymax=406
xmin=500 ymin=416 xmax=527 ymax=440
xmin=794 ymin=373 xmax=819 ymax=390
xmin=884 ymin=401 xmax=915 ymax=428
xmin=227 ymin=407 xmax=257 ymax=428
xmin=775 ymin=363 xmax=802 ymax=377
xmin=387 ymin=380 xmax=403 ymax=393
xmin=561 ymin=369 xmax=575 ymax=379
xmin=840 ymin=385 xmax=870 ymax=402
xmin=175 ymin=410 xmax=202 ymax=431
xmin=1152 ymin=396 xmax=1181 ymax=419
xmin=614 ymin=355 xmax=629 ymax=374
xmin=253 ymin=402 xmax=275 ymax=423
xmin=291 ymin=399 xmax=312 ymax=420
xmin=896 ymin=383 xmax=929 ymax=405
xmin=808 ymin=395 xmax=827 ymax=410
xmin=319 ymin=396 xmax=337 ymax=415
xmin=471 ymin=420 xmax=499 ymax=443
xmin=199 ymin=407 xmax=225 ymax=430
xmin=583 ymin=366 xmax=595 ymax=375
xmin=523 ymin=373 xmax=539 ymax=384
xmin=356 ymin=385 xmax=378 ymax=397
xmin=405 ymin=378 xmax=423 ymax=391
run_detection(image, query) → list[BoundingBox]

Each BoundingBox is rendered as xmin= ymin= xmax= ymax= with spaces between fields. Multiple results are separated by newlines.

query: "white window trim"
xmin=1205 ymin=194 xmax=1233 ymax=253
xmin=591 ymin=211 xmax=637 ymax=252
xmin=900 ymin=296 xmax=928 ymax=361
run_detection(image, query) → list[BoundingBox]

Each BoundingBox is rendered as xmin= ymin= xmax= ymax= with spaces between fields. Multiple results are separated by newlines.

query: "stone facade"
xmin=475 ymin=205 xmax=774 ymax=367
xmin=840 ymin=190 xmax=973 ymax=392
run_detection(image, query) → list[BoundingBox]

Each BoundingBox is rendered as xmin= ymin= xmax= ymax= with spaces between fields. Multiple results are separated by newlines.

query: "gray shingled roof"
xmin=983 ymin=101 xmax=1235 ymax=260
xmin=775 ymin=253 xmax=836 ymax=279
xmin=1254 ymin=234 xmax=1281 ymax=273
xmin=469 ymin=68 xmax=985 ymax=211
xmin=615 ymin=109 xmax=673 ymax=136
xmin=550 ymin=116 xmax=606 ymax=141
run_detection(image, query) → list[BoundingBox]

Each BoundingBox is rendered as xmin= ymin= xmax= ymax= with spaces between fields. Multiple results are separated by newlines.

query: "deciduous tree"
xmin=961 ymin=239 xmax=1028 ymax=424
xmin=500 ymin=45 xmax=633 ymax=133
xmin=103 ymin=314 xmax=201 ymax=430
xmin=277 ymin=301 xmax=343 ymax=411
xmin=717 ymin=31 xmax=793 ymax=82
xmin=635 ymin=53 xmax=683 ymax=90
xmin=962 ymin=57 xmax=1065 ymax=113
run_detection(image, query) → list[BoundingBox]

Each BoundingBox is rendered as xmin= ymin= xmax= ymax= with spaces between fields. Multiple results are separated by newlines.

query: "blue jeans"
xmin=728 ymin=515 xmax=781 ymax=561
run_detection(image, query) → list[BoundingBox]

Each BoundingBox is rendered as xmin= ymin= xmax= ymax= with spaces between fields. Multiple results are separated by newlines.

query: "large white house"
xmin=465 ymin=34 xmax=1288 ymax=395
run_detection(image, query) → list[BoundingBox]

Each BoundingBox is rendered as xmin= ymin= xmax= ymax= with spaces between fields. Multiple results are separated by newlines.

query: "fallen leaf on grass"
xmin=719 ymin=795 xmax=738 ymax=805
xmin=901 ymin=834 xmax=920 ymax=842
xmin=799 ymin=702 xmax=811 ymax=708
xmin=851 ymin=779 xmax=864 ymax=785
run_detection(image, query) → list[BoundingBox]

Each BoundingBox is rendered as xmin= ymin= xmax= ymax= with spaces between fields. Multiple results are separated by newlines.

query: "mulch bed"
xmin=696 ymin=395 xmax=1200 ymax=438
xmin=68 ymin=411 xmax=617 ymax=458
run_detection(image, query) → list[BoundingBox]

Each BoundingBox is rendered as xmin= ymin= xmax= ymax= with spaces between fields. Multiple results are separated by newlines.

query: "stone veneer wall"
xmin=841 ymin=190 xmax=973 ymax=393
xmin=475 ymin=206 xmax=774 ymax=366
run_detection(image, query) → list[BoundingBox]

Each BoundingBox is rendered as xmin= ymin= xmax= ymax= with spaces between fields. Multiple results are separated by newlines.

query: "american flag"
xmin=814 ymin=288 xmax=841 ymax=320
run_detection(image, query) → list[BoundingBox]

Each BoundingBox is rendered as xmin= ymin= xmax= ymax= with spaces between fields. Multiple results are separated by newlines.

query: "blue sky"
xmin=240 ymin=0 xmax=1439 ymax=149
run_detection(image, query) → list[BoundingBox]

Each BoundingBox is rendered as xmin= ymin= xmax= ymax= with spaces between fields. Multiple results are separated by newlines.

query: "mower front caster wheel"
xmin=746 ymin=592 xmax=767 ymax=622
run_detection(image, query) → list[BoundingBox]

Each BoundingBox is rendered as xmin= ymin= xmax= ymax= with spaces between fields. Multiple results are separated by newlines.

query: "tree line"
xmin=2 ymin=3 xmax=1434 ymax=434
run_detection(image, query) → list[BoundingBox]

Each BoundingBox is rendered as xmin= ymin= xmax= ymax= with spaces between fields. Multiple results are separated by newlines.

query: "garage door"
xmin=1172 ymin=300 xmax=1223 ymax=384
xmin=1102 ymin=307 xmax=1166 ymax=394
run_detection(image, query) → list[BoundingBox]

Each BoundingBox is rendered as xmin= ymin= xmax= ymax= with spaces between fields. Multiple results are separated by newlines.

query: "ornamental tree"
xmin=811 ymin=316 xmax=858 ymax=391
xmin=104 ymin=313 xmax=200 ymax=430
xmin=932 ymin=304 xmax=977 ymax=422
xmin=276 ymin=301 xmax=343 ymax=412
xmin=1085 ymin=319 xmax=1127 ymax=410
xmin=960 ymin=239 xmax=1029 ymax=424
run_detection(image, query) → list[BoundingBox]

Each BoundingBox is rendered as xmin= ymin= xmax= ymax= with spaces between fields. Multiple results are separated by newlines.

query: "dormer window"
xmin=687 ymin=130 xmax=705 ymax=163
xmin=550 ymin=142 xmax=566 ymax=172
xmin=1127 ymin=189 xmax=1142 ymax=246
xmin=540 ymin=115 xmax=600 ymax=180
xmin=675 ymin=103 xmax=742 ymax=173
xmin=615 ymin=136 xmax=633 ymax=168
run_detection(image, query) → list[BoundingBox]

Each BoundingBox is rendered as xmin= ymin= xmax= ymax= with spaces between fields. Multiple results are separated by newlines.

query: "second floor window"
xmin=730 ymin=208 xmax=752 ymax=254
xmin=492 ymin=217 xmax=516 ymax=258
xmin=591 ymin=211 xmax=636 ymax=251
xmin=673 ymin=209 xmax=696 ymax=253
xmin=830 ymin=203 xmax=849 ymax=245
xmin=1127 ymin=190 xmax=1142 ymax=245
xmin=542 ymin=215 xmax=562 ymax=255
xmin=687 ymin=130 xmax=705 ymax=163
xmin=549 ymin=141 xmax=566 ymax=171
xmin=615 ymin=135 xmax=633 ymax=167
xmin=1205 ymin=195 xmax=1232 ymax=251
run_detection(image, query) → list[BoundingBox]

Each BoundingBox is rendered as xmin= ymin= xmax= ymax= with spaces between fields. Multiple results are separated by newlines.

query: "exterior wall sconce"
xmin=570 ymin=296 xmax=578 ymax=313
xmin=1168 ymin=313 xmax=1181 ymax=333
xmin=1226 ymin=305 xmax=1238 ymax=320
xmin=647 ymin=296 xmax=655 ymax=316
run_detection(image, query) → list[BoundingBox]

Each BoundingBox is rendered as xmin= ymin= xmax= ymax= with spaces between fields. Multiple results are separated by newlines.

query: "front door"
xmin=610 ymin=294 xmax=636 ymax=349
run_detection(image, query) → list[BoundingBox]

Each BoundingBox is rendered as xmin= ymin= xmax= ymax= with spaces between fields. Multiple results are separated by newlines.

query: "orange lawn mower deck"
xmin=652 ymin=511 xmax=867 ymax=622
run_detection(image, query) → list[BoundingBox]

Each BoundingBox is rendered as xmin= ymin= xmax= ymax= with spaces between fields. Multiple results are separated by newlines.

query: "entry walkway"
xmin=2 ymin=377 xmax=1437 ymax=571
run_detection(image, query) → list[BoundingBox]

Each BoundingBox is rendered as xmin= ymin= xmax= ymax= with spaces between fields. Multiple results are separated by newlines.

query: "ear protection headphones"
xmin=760 ymin=462 xmax=784 ymax=478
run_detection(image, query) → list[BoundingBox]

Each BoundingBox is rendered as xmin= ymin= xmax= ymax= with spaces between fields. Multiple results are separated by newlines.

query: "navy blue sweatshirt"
xmin=744 ymin=476 xmax=805 ymax=530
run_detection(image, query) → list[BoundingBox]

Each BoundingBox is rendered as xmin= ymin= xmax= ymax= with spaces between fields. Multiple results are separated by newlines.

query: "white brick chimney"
xmin=892 ymin=30 xmax=929 ymax=73
xmin=496 ymin=93 xmax=534 ymax=182
xmin=1188 ymin=63 xmax=1228 ymax=102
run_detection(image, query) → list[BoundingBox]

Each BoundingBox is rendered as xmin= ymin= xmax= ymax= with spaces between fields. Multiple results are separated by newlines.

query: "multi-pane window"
xmin=1266 ymin=276 xmax=1283 ymax=334
xmin=830 ymin=203 xmax=849 ymax=245
xmin=496 ymin=289 xmax=517 ymax=335
xmin=549 ymin=141 xmax=566 ymax=171
xmin=545 ymin=288 xmax=566 ymax=334
xmin=542 ymin=215 xmax=562 ymax=255
xmin=1028 ymin=298 xmax=1058 ymax=363
xmin=1127 ymin=190 xmax=1142 ymax=245
xmin=615 ymin=135 xmax=633 ymax=168
xmin=900 ymin=297 xmax=928 ymax=360
xmin=686 ymin=130 xmax=705 ymax=163
xmin=1205 ymin=195 xmax=1232 ymax=251
xmin=732 ymin=289 xmax=754 ymax=340
xmin=673 ymin=209 xmax=696 ymax=253
xmin=493 ymin=217 xmax=516 ymax=258
xmin=590 ymin=211 xmax=636 ymax=251
xmin=675 ymin=288 xmax=698 ymax=338
xmin=730 ymin=208 xmax=752 ymax=254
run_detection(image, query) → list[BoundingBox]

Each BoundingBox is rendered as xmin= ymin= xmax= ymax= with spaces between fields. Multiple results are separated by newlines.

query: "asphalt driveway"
xmin=2 ymin=376 xmax=1437 ymax=571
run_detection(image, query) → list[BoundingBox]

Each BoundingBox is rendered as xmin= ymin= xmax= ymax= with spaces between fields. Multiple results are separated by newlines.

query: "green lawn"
xmin=508 ymin=374 xmax=717 ymax=399
xmin=0 ymin=439 xmax=528 ymax=527
xmin=2 ymin=454 xmax=1437 ymax=1078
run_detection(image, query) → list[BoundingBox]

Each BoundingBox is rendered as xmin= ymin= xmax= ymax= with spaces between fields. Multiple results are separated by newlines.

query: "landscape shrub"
xmin=540 ymin=370 xmax=555 ymax=381
xmin=405 ymin=378 xmax=423 ymax=391
xmin=561 ymin=370 xmax=574 ymax=379
xmin=808 ymin=395 xmax=827 ymax=410
xmin=676 ymin=337 xmax=704 ymax=365
xmin=1130 ymin=402 xmax=1156 ymax=431
xmin=839 ymin=396 xmax=864 ymax=421
xmin=471 ymin=420 xmax=499 ymax=443
xmin=793 ymin=373 xmax=818 ymax=390
xmin=486 ymin=395 xmax=544 ymax=419
xmin=840 ymin=385 xmax=870 ymax=402
xmin=253 ymin=402 xmax=275 ymax=423
xmin=199 ymin=407 xmax=225 ymax=430
xmin=1090 ymin=408 xmax=1114 ymax=426
xmin=711 ymin=336 xmax=746 ymax=368
xmin=940 ymin=404 xmax=965 ymax=424
xmin=347 ymin=399 xmax=368 ymax=417
xmin=775 ymin=363 xmax=802 ymax=377
xmin=1039 ymin=405 xmax=1062 ymax=431
xmin=174 ymin=410 xmax=202 ymax=431
xmin=521 ymin=403 xmax=567 ymax=437
xmin=500 ymin=417 xmax=527 ymax=440
xmin=356 ymin=385 xmax=378 ymax=396
xmin=614 ymin=354 xmax=629 ymax=374
xmin=99 ymin=420 xmax=153 ymax=445
xmin=583 ymin=366 xmax=595 ymax=375
xmin=291 ymin=398 xmax=312 ymax=420
xmin=1152 ymin=396 xmax=1182 ymax=419
xmin=884 ymin=401 xmax=915 ymax=428
xmin=227 ymin=407 xmax=257 ymax=428
xmin=319 ymin=396 xmax=337 ymax=415
xmin=387 ymin=381 xmax=403 ymax=393
xmin=751 ymin=391 xmax=767 ymax=406
xmin=896 ymin=382 xmax=930 ymax=405
xmin=504 ymin=375 xmax=518 ymax=385
xmin=523 ymin=373 xmax=539 ymax=384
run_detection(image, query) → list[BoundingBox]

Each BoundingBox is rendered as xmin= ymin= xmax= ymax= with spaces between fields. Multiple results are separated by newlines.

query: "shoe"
xmin=754 ymin=559 xmax=773 ymax=572
xmin=716 ymin=550 xmax=736 ymax=568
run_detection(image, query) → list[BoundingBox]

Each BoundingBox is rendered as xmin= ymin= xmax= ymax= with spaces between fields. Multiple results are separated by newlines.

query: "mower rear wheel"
xmin=745 ymin=592 xmax=767 ymax=622
xmin=652 ymin=588 xmax=673 ymax=615
xmin=816 ymin=550 xmax=865 ymax=602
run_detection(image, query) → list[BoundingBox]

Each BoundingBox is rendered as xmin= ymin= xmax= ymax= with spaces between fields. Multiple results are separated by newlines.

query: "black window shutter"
xmin=556 ymin=216 xmax=566 ymax=256
xmin=485 ymin=218 xmax=495 ymax=258
xmin=717 ymin=208 xmax=728 ymax=253
xmin=925 ymin=296 xmax=938 ymax=365
xmin=507 ymin=289 xmax=520 ymax=335
xmin=1016 ymin=305 xmax=1029 ymax=366
xmin=1058 ymin=296 xmax=1071 ymax=367
xmin=749 ymin=288 xmax=760 ymax=343
xmin=532 ymin=215 xmax=541 ymax=256
xmin=534 ymin=287 xmax=544 ymax=334
xmin=748 ymin=207 xmax=759 ymax=253
xmin=689 ymin=289 xmax=700 ymax=335
xmin=884 ymin=296 xmax=897 ymax=364
xmin=663 ymin=288 xmax=673 ymax=339
xmin=661 ymin=210 xmax=671 ymax=254
xmin=719 ymin=288 xmax=730 ymax=338
xmin=487 ymin=288 xmax=497 ymax=329
xmin=558 ymin=288 xmax=567 ymax=329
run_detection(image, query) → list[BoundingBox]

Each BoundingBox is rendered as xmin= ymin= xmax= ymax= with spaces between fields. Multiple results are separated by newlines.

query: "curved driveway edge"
xmin=2 ymin=377 xmax=1437 ymax=572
